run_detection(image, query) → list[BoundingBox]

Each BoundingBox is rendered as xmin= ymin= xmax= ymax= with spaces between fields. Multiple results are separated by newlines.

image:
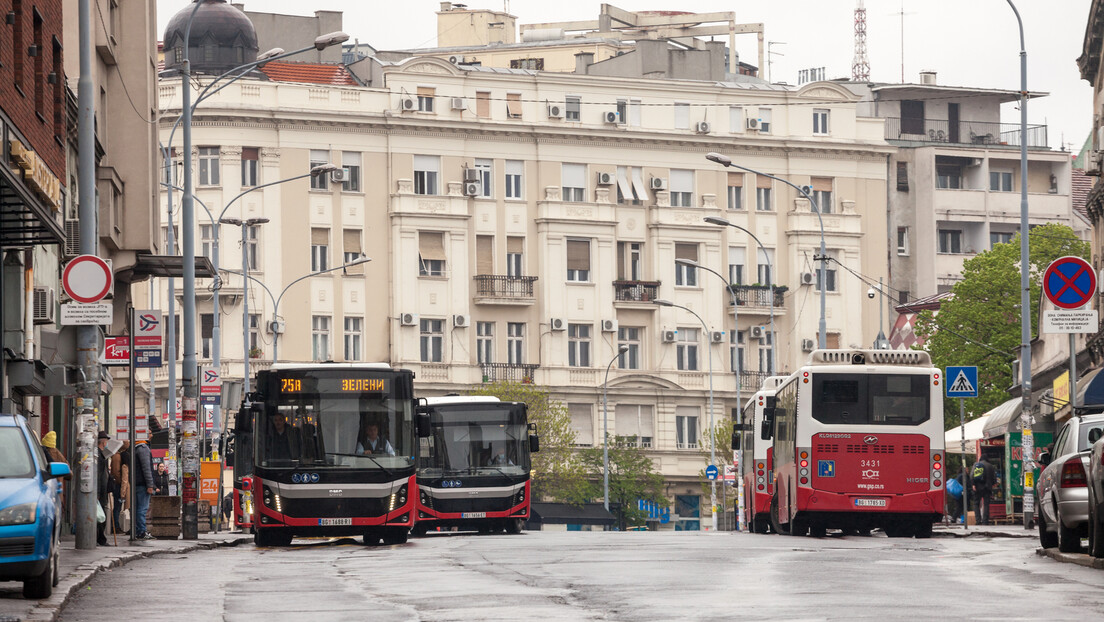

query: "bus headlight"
xmin=398 ymin=485 xmax=407 ymax=506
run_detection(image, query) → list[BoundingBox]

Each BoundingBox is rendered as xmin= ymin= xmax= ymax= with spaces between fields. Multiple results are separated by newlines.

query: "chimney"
xmin=919 ymin=71 xmax=937 ymax=85
xmin=440 ymin=2 xmax=453 ymax=11
xmin=575 ymin=51 xmax=594 ymax=74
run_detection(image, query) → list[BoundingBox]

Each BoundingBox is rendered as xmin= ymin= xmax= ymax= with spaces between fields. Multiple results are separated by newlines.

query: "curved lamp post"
xmin=654 ymin=299 xmax=717 ymax=532
xmin=706 ymin=152 xmax=827 ymax=349
xmin=603 ymin=345 xmax=630 ymax=513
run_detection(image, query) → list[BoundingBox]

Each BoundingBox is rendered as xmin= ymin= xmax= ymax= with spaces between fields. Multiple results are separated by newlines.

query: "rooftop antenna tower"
xmin=852 ymin=1 xmax=870 ymax=81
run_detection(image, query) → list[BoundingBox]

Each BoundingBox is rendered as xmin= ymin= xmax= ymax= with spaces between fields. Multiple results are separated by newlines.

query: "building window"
xmin=728 ymin=246 xmax=746 ymax=285
xmin=758 ymin=331 xmax=774 ymax=372
xmin=565 ymin=96 xmax=581 ymax=121
xmin=674 ymin=102 xmax=690 ymax=129
xmin=569 ymin=403 xmax=594 ymax=446
xmin=991 ymin=231 xmax=1014 ymax=248
xmin=343 ymin=229 xmax=363 ymax=274
xmin=896 ymin=161 xmax=909 ymax=191
xmin=507 ymin=322 xmax=525 ymax=364
xmin=758 ymin=108 xmax=772 ymax=133
xmin=310 ymin=149 xmax=329 ymax=190
xmin=618 ymin=241 xmax=643 ymax=281
xmin=199 ymin=224 xmax=214 ymax=259
xmin=727 ymin=173 xmax=744 ymax=210
xmin=246 ymin=225 xmax=261 ymax=270
xmin=816 ymin=250 xmax=838 ymax=292
xmin=628 ymin=99 xmax=642 ymax=127
xmin=810 ymin=177 xmax=833 ymax=213
xmin=12 ymin=0 xmax=23 ymax=87
xmin=344 ymin=317 xmax=362 ymax=361
xmin=730 ymin=330 xmax=745 ymax=373
xmin=615 ymin=405 xmax=654 ymax=448
xmin=615 ymin=99 xmax=627 ymax=124
xmin=505 ymin=160 xmax=523 ymax=199
xmin=566 ymin=239 xmax=590 ymax=282
xmin=756 ymin=175 xmax=772 ymax=211
xmin=241 ymin=147 xmax=259 ymax=187
xmin=414 ymin=155 xmax=439 ymax=195
xmin=417 ymin=87 xmax=435 ymax=113
xmin=418 ymin=231 xmax=446 ymax=277
xmin=729 ymin=106 xmax=743 ymax=133
xmin=897 ymin=227 xmax=909 ymax=256
xmin=475 ymin=158 xmax=493 ymax=197
xmin=616 ymin=166 xmax=646 ymax=204
xmin=477 ymin=322 xmax=495 ymax=364
xmin=669 ymin=169 xmax=694 ymax=207
xmin=506 ymin=93 xmax=522 ymax=119
xmin=676 ymin=408 xmax=699 ymax=449
xmin=813 ymin=108 xmax=829 ymax=135
xmin=757 ymin=248 xmax=775 ymax=285
xmin=677 ymin=328 xmax=699 ymax=371
xmin=311 ymin=228 xmax=329 ymax=272
xmin=201 ymin=313 xmax=213 ymax=359
xmin=476 ymin=91 xmax=490 ymax=118
xmin=248 ymin=314 xmax=261 ymax=352
xmin=342 ymin=152 xmax=361 ymax=192
xmin=675 ymin=243 xmax=698 ymax=287
xmin=198 ymin=147 xmax=220 ymax=186
xmin=618 ymin=326 xmax=641 ymax=370
xmin=936 ymin=165 xmax=962 ymax=189
xmin=901 ymin=100 xmax=924 ymax=135
xmin=33 ymin=13 xmax=43 ymax=117
xmin=562 ymin=163 xmax=586 ymax=202
xmin=312 ymin=316 xmax=331 ymax=361
xmin=506 ymin=237 xmax=524 ymax=277
xmin=420 ymin=319 xmax=443 ymax=362
xmin=510 ymin=58 xmax=544 ymax=70
xmin=568 ymin=323 xmax=591 ymax=367
xmin=990 ymin=171 xmax=1013 ymax=192
xmin=938 ymin=229 xmax=962 ymax=254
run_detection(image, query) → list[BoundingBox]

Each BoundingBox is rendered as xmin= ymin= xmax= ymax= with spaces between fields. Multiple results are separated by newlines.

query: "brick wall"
xmin=0 ymin=0 xmax=66 ymax=181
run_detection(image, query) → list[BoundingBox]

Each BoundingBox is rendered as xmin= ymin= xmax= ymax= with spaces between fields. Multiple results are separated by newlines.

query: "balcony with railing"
xmin=479 ymin=363 xmax=538 ymax=383
xmin=739 ymin=370 xmax=773 ymax=392
xmin=728 ymin=285 xmax=787 ymax=314
xmin=613 ymin=280 xmax=661 ymax=305
xmin=883 ymin=117 xmax=1048 ymax=149
xmin=473 ymin=275 xmax=538 ymax=305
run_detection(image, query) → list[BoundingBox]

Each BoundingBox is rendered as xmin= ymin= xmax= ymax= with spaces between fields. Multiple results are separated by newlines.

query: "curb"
xmin=21 ymin=536 xmax=252 ymax=622
xmin=1035 ymin=547 xmax=1104 ymax=569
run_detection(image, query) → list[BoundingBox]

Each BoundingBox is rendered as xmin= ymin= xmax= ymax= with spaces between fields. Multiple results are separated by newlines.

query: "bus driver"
xmin=356 ymin=422 xmax=395 ymax=456
xmin=269 ymin=412 xmax=302 ymax=461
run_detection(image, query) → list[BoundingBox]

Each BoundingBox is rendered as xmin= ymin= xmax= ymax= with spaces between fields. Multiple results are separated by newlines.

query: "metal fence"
xmin=882 ymin=117 xmax=1048 ymax=148
xmin=479 ymin=363 xmax=538 ymax=383
xmin=614 ymin=280 xmax=661 ymax=302
xmin=473 ymin=275 xmax=538 ymax=298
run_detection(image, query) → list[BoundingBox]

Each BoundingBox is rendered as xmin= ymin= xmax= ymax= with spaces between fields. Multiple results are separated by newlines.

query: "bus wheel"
xmin=791 ymin=517 xmax=809 ymax=537
xmin=769 ymin=496 xmax=789 ymax=535
xmin=914 ymin=521 xmax=933 ymax=539
xmin=383 ymin=528 xmax=409 ymax=545
xmin=255 ymin=528 xmax=291 ymax=547
xmin=753 ymin=515 xmax=770 ymax=534
xmin=505 ymin=519 xmax=524 ymax=534
xmin=362 ymin=533 xmax=381 ymax=546
xmin=884 ymin=522 xmax=907 ymax=538
xmin=809 ymin=522 xmax=827 ymax=538
xmin=411 ymin=524 xmax=427 ymax=538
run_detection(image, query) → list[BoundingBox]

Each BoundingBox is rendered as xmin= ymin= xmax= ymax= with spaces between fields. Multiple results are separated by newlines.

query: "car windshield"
xmin=421 ymin=404 xmax=530 ymax=476
xmin=0 ymin=427 xmax=34 ymax=478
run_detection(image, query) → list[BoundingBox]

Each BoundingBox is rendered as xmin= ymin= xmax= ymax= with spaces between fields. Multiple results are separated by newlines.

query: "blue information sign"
xmin=946 ymin=366 xmax=979 ymax=398
xmin=705 ymin=465 xmax=719 ymax=480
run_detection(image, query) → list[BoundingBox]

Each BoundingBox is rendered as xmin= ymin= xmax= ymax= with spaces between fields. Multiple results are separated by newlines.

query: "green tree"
xmin=698 ymin=414 xmax=738 ymax=527
xmin=578 ymin=435 xmax=666 ymax=530
xmin=915 ymin=223 xmax=1089 ymax=427
xmin=467 ymin=381 xmax=589 ymax=503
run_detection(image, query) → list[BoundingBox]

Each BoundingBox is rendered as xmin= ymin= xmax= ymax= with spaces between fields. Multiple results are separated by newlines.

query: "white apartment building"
xmin=149 ymin=32 xmax=892 ymax=529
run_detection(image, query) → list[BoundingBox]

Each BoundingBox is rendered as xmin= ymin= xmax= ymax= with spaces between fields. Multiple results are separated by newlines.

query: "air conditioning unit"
xmin=550 ymin=318 xmax=566 ymax=331
xmin=710 ymin=330 xmax=725 ymax=344
xmin=695 ymin=121 xmax=711 ymax=134
xmin=650 ymin=177 xmax=667 ymax=190
xmin=268 ymin=320 xmax=286 ymax=334
xmin=800 ymin=272 xmax=815 ymax=286
xmin=596 ymin=172 xmax=614 ymax=185
xmin=662 ymin=330 xmax=677 ymax=343
xmin=601 ymin=319 xmax=618 ymax=333
xmin=750 ymin=326 xmax=765 ymax=340
xmin=547 ymin=104 xmax=564 ymax=118
xmin=400 ymin=96 xmax=416 ymax=111
xmin=463 ymin=168 xmax=480 ymax=182
xmin=463 ymin=181 xmax=481 ymax=197
xmin=453 ymin=314 xmax=470 ymax=328
xmin=330 ymin=168 xmax=349 ymax=182
xmin=603 ymin=111 xmax=619 ymax=124
xmin=450 ymin=97 xmax=467 ymax=110
xmin=448 ymin=55 xmax=465 ymax=65
xmin=400 ymin=313 xmax=418 ymax=327
xmin=1090 ymin=150 xmax=1104 ymax=177
xmin=32 ymin=286 xmax=55 ymax=324
xmin=801 ymin=338 xmax=816 ymax=352
xmin=64 ymin=219 xmax=80 ymax=258
xmin=746 ymin=117 xmax=760 ymax=131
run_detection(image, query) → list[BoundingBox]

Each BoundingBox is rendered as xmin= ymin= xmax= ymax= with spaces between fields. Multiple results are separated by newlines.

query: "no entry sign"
xmin=62 ymin=255 xmax=113 ymax=303
xmin=1043 ymin=256 xmax=1096 ymax=310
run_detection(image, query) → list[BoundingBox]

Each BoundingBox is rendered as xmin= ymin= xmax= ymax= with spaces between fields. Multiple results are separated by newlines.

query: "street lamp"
xmin=867 ymin=279 xmax=890 ymax=349
xmin=218 ymin=217 xmax=270 ymax=397
xmin=603 ymin=344 xmax=630 ymax=513
xmin=675 ymin=258 xmax=746 ymax=532
xmin=706 ymin=152 xmax=828 ymax=349
xmin=653 ymin=299 xmax=718 ymax=532
xmin=701 ymin=216 xmax=777 ymax=374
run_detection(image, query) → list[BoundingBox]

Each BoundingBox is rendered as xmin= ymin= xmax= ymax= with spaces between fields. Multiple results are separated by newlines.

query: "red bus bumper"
xmin=796 ymin=486 xmax=944 ymax=515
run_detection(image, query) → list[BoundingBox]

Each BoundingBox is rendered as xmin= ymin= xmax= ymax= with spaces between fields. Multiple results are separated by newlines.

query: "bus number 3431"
xmin=860 ymin=460 xmax=881 ymax=468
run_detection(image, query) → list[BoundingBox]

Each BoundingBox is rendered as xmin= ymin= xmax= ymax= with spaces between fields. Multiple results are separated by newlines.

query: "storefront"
xmin=980 ymin=399 xmax=1052 ymax=523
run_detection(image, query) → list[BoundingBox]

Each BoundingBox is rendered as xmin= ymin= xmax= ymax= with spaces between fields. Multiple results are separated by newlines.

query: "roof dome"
xmin=163 ymin=0 xmax=258 ymax=75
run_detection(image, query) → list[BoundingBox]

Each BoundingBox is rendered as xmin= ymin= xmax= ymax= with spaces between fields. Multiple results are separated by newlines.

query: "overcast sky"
xmin=158 ymin=0 xmax=1093 ymax=152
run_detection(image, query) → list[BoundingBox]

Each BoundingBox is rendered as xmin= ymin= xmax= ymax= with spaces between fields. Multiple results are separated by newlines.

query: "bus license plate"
xmin=853 ymin=498 xmax=887 ymax=508
xmin=461 ymin=512 xmax=486 ymax=519
xmin=318 ymin=518 xmax=352 ymax=526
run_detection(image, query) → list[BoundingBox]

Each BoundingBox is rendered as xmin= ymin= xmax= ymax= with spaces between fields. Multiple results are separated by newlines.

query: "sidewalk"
xmin=0 ymin=530 xmax=251 ymax=622
xmin=934 ymin=522 xmax=1036 ymax=539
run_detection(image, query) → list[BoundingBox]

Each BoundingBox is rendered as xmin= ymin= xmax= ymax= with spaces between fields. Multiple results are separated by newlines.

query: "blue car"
xmin=0 ymin=414 xmax=70 ymax=599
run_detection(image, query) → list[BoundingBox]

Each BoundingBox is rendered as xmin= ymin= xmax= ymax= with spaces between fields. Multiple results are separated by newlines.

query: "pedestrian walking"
xmin=971 ymin=457 xmax=997 ymax=525
xmin=110 ymin=440 xmax=130 ymax=534
xmin=133 ymin=439 xmax=156 ymax=540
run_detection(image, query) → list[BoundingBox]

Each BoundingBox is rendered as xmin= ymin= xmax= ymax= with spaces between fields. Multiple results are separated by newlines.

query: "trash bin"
xmin=149 ymin=495 xmax=181 ymax=539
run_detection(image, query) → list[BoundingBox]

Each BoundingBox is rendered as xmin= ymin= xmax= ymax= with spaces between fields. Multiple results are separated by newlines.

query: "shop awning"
xmin=1080 ymin=367 xmax=1104 ymax=411
xmin=945 ymin=414 xmax=990 ymax=454
xmin=114 ymin=254 xmax=216 ymax=283
xmin=0 ymin=162 xmax=64 ymax=248
xmin=982 ymin=398 xmax=1023 ymax=439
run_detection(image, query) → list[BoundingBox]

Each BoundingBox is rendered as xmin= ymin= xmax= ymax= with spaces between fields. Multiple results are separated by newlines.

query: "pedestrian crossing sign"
xmin=946 ymin=366 xmax=978 ymax=398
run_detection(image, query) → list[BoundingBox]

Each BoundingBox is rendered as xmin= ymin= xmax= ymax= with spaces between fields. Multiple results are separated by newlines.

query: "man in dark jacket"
xmin=133 ymin=440 xmax=156 ymax=539
xmin=971 ymin=457 xmax=998 ymax=525
xmin=96 ymin=431 xmax=111 ymax=545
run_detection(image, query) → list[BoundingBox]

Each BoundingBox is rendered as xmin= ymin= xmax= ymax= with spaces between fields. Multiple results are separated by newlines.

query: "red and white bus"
xmin=738 ymin=375 xmax=788 ymax=533
xmin=765 ymin=350 xmax=945 ymax=538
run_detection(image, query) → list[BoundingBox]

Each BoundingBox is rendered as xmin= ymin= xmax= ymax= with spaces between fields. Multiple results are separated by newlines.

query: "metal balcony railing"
xmin=479 ymin=363 xmax=538 ymax=383
xmin=728 ymin=285 xmax=786 ymax=308
xmin=739 ymin=370 xmax=773 ymax=392
xmin=473 ymin=275 xmax=538 ymax=299
xmin=613 ymin=280 xmax=661 ymax=302
xmin=882 ymin=117 xmax=1048 ymax=148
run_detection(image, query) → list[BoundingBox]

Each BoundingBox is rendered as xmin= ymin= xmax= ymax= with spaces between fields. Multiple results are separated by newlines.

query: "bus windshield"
xmin=256 ymin=370 xmax=414 ymax=470
xmin=422 ymin=405 xmax=530 ymax=477
xmin=811 ymin=373 xmax=931 ymax=426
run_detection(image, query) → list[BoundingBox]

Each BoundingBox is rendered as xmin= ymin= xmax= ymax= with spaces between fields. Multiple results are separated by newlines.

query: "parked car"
xmin=1086 ymin=431 xmax=1104 ymax=557
xmin=1035 ymin=413 xmax=1104 ymax=553
xmin=0 ymin=414 xmax=70 ymax=598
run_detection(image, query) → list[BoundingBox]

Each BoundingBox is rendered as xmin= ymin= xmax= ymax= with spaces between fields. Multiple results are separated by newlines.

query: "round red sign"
xmin=1042 ymin=256 xmax=1096 ymax=310
xmin=62 ymin=255 xmax=113 ymax=304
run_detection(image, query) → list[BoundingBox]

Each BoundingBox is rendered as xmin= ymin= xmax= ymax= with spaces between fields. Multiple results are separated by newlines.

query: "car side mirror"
xmin=731 ymin=427 xmax=740 ymax=451
xmin=48 ymin=462 xmax=71 ymax=479
xmin=416 ymin=412 xmax=431 ymax=438
xmin=236 ymin=403 xmax=260 ymax=433
xmin=1038 ymin=451 xmax=1051 ymax=467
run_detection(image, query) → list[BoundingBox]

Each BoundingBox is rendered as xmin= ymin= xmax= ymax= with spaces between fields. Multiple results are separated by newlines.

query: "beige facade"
xmin=150 ymin=55 xmax=891 ymax=526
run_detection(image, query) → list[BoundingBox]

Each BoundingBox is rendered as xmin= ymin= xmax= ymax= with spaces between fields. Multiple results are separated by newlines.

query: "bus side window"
xmin=761 ymin=407 xmax=775 ymax=440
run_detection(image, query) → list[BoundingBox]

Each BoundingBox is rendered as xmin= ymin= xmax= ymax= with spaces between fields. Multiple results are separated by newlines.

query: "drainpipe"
xmin=24 ymin=249 xmax=35 ymax=427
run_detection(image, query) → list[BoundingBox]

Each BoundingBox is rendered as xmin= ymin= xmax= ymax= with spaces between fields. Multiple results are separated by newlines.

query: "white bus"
xmin=738 ymin=375 xmax=789 ymax=533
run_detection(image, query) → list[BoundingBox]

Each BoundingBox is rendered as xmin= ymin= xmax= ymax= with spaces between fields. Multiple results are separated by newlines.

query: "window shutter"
xmin=476 ymin=235 xmax=494 ymax=275
xmin=419 ymin=232 xmax=446 ymax=261
xmin=242 ymin=147 xmax=259 ymax=160
xmin=507 ymin=236 xmax=524 ymax=254
xmin=757 ymin=174 xmax=772 ymax=189
xmin=615 ymin=405 xmax=639 ymax=438
xmin=728 ymin=172 xmax=743 ymax=187
xmin=311 ymin=228 xmax=328 ymax=245
xmin=343 ymin=229 xmax=361 ymax=254
xmin=811 ymin=177 xmax=833 ymax=192
xmin=616 ymin=167 xmax=633 ymax=199
xmin=476 ymin=91 xmax=490 ymax=118
xmin=506 ymin=93 xmax=522 ymax=117
xmin=675 ymin=243 xmax=698 ymax=262
xmin=566 ymin=239 xmax=590 ymax=271
xmin=417 ymin=86 xmax=434 ymax=98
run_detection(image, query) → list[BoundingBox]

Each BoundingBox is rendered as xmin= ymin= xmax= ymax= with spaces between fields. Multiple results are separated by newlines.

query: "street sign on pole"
xmin=705 ymin=465 xmax=719 ymax=480
xmin=1042 ymin=256 xmax=1096 ymax=309
xmin=101 ymin=336 xmax=130 ymax=366
xmin=62 ymin=255 xmax=113 ymax=303
xmin=201 ymin=367 xmax=221 ymax=406
xmin=133 ymin=309 xmax=163 ymax=369
xmin=946 ymin=366 xmax=978 ymax=399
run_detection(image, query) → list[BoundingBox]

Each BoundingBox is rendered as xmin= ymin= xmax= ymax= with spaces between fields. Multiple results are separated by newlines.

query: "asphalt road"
xmin=61 ymin=530 xmax=1104 ymax=621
